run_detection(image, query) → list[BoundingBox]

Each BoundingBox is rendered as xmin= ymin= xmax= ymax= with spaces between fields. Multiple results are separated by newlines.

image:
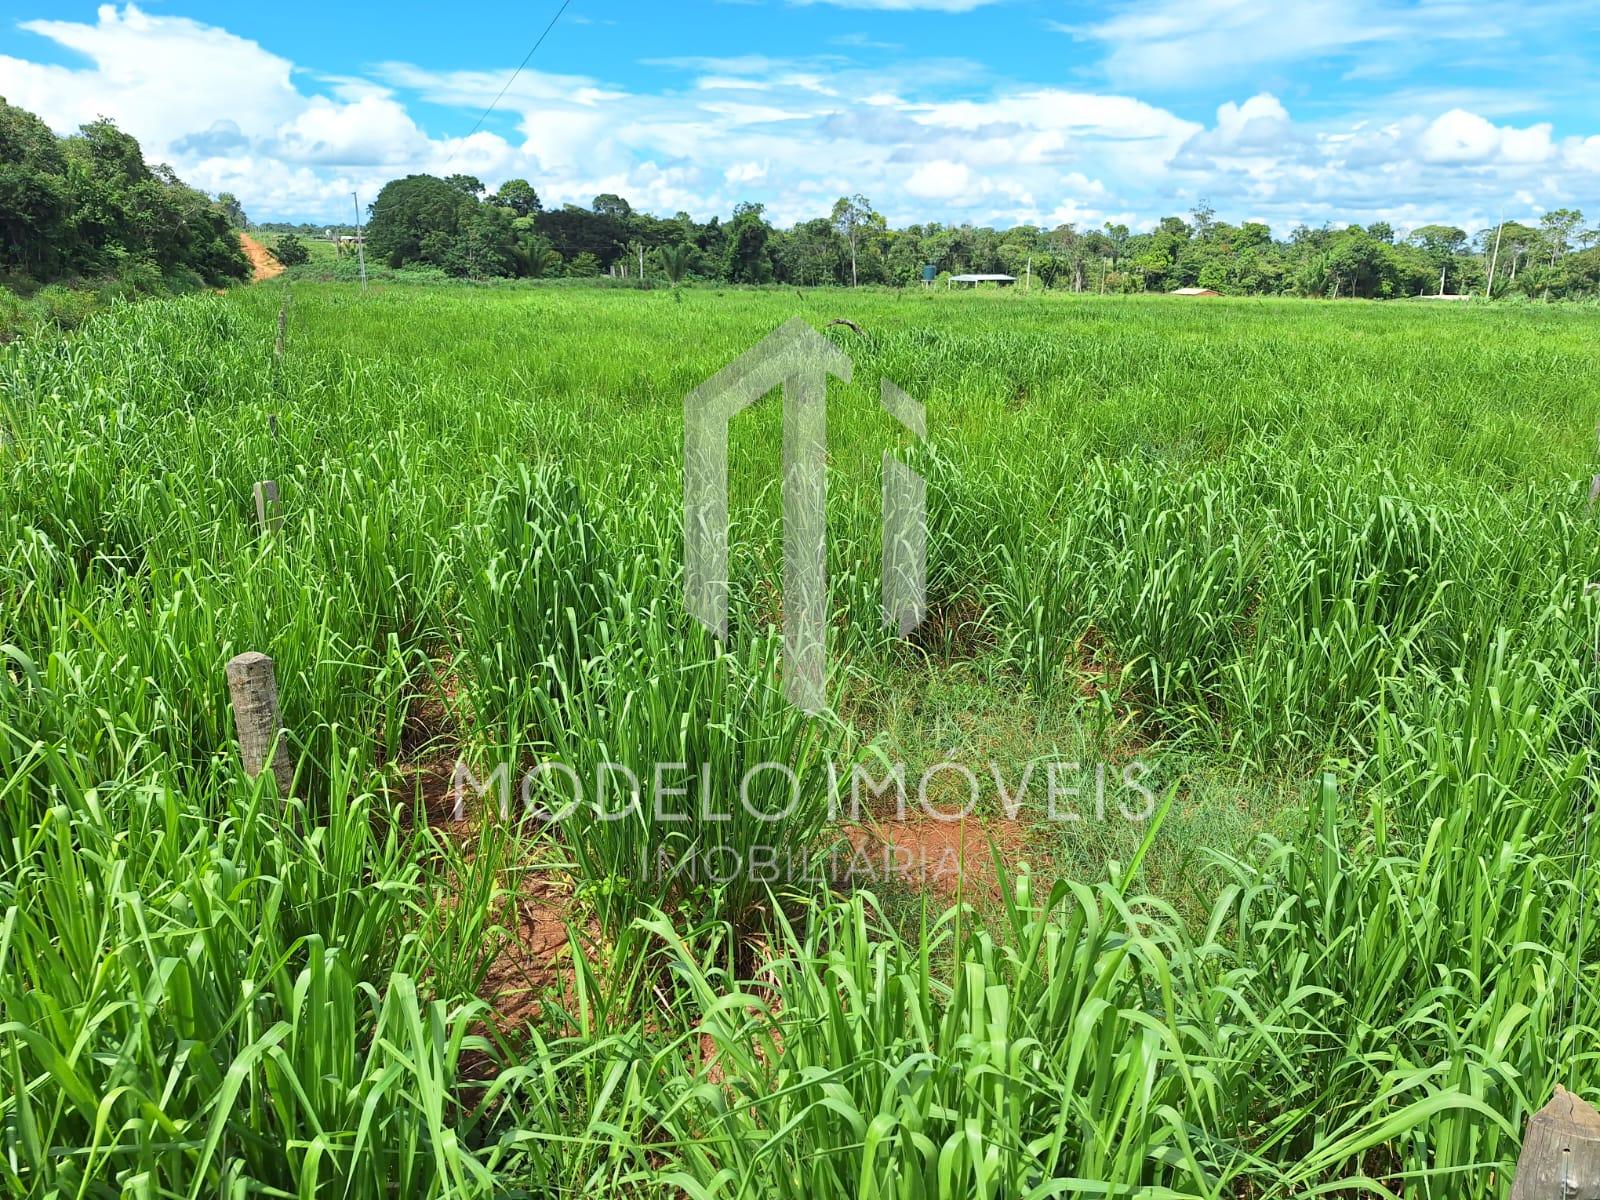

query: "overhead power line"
xmin=443 ymin=0 xmax=577 ymax=169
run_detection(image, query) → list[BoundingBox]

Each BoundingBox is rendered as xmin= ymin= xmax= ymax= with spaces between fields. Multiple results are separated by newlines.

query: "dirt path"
xmin=239 ymin=233 xmax=284 ymax=282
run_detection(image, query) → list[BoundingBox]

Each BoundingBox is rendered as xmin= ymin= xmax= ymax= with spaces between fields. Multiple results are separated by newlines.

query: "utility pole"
xmin=1486 ymin=214 xmax=1505 ymax=299
xmin=1025 ymin=256 xmax=1031 ymax=293
xmin=352 ymin=191 xmax=368 ymax=291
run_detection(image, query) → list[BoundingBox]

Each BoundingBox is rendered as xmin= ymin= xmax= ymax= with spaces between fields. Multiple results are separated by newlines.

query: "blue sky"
xmin=2 ymin=0 xmax=1598 ymax=235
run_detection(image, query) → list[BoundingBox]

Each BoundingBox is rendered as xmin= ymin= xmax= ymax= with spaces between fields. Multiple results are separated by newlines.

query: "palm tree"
xmin=655 ymin=242 xmax=694 ymax=286
xmin=512 ymin=229 xmax=561 ymax=278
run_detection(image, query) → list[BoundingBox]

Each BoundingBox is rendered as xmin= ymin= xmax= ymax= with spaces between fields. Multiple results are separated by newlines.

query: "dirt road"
xmin=239 ymin=233 xmax=284 ymax=282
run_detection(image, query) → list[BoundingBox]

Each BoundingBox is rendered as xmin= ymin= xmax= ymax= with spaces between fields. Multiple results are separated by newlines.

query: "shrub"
xmin=0 ymin=286 xmax=31 ymax=340
xmin=33 ymin=284 xmax=101 ymax=330
xmin=273 ymin=234 xmax=311 ymax=267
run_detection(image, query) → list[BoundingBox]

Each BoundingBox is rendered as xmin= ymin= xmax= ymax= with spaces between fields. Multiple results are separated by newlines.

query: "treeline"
xmin=255 ymin=221 xmax=356 ymax=237
xmin=0 ymin=98 xmax=248 ymax=299
xmin=361 ymin=173 xmax=1600 ymax=300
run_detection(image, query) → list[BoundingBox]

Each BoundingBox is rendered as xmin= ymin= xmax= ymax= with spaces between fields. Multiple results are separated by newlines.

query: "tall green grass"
xmin=2 ymin=284 xmax=1597 ymax=1196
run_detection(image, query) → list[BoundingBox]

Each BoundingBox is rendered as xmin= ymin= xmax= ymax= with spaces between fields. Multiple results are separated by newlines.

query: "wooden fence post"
xmin=253 ymin=480 xmax=282 ymax=535
xmin=1510 ymin=1086 xmax=1600 ymax=1199
xmin=225 ymin=651 xmax=294 ymax=795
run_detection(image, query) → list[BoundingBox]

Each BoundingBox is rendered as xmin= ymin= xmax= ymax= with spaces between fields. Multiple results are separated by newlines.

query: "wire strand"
xmin=442 ymin=0 xmax=576 ymax=169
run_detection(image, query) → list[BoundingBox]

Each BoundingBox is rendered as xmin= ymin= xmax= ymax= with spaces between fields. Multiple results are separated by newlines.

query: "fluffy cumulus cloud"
xmin=1170 ymin=92 xmax=1589 ymax=229
xmin=905 ymin=160 xmax=976 ymax=200
xmin=274 ymin=96 xmax=432 ymax=167
xmin=1418 ymin=109 xmax=1554 ymax=165
xmin=2 ymin=5 xmax=301 ymax=141
xmin=1 ymin=3 xmax=1596 ymax=233
xmin=1573 ymin=137 xmax=1600 ymax=174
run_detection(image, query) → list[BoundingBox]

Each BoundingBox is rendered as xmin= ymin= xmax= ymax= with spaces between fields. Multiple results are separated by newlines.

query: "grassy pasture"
xmin=2 ymin=283 xmax=1600 ymax=1197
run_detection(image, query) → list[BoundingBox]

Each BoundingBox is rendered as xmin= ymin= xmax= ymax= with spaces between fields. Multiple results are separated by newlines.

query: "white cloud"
xmin=1413 ymin=108 xmax=1555 ymax=168
xmin=0 ymin=2 xmax=1593 ymax=236
xmin=1570 ymin=136 xmax=1600 ymax=173
xmin=1212 ymin=94 xmax=1294 ymax=149
xmin=1070 ymin=0 xmax=1579 ymax=91
xmin=1420 ymin=109 xmax=1502 ymax=163
xmin=3 ymin=4 xmax=300 ymax=147
xmin=905 ymin=159 xmax=976 ymax=199
xmin=0 ymin=4 xmax=444 ymax=214
xmin=1167 ymin=94 xmax=1589 ymax=235
xmin=699 ymin=101 xmax=817 ymax=125
xmin=1074 ymin=0 xmax=1393 ymax=89
xmin=697 ymin=76 xmax=773 ymax=91
xmin=276 ymin=96 xmax=431 ymax=166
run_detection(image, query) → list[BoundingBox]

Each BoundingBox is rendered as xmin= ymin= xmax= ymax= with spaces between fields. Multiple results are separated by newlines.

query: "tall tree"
xmin=1102 ymin=222 xmax=1130 ymax=267
xmin=592 ymin=193 xmax=634 ymax=220
xmin=1539 ymin=208 xmax=1584 ymax=264
xmin=492 ymin=179 xmax=541 ymax=217
xmin=723 ymin=202 xmax=775 ymax=284
xmin=1407 ymin=224 xmax=1468 ymax=292
xmin=830 ymin=194 xmax=875 ymax=287
xmin=215 ymin=192 xmax=248 ymax=230
xmin=781 ymin=217 xmax=844 ymax=286
xmin=0 ymin=102 xmax=245 ymax=287
xmin=366 ymin=174 xmax=477 ymax=269
xmin=0 ymin=98 xmax=68 ymax=277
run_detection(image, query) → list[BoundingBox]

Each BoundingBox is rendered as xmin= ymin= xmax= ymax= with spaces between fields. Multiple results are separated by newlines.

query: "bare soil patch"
xmin=239 ymin=233 xmax=284 ymax=282
xmin=843 ymin=816 xmax=1026 ymax=901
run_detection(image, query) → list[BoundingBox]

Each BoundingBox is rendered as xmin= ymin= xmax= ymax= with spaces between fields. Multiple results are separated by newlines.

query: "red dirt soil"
xmin=844 ymin=817 xmax=1026 ymax=901
xmin=239 ymin=233 xmax=284 ymax=282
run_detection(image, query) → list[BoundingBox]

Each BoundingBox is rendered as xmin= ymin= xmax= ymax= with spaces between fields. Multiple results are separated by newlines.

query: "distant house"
xmin=1171 ymin=287 xmax=1222 ymax=297
xmin=949 ymin=273 xmax=1017 ymax=287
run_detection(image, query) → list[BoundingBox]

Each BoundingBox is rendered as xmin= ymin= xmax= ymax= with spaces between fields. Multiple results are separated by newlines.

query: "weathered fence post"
xmin=1510 ymin=1086 xmax=1600 ymax=1199
xmin=253 ymin=480 xmax=282 ymax=535
xmin=225 ymin=651 xmax=294 ymax=795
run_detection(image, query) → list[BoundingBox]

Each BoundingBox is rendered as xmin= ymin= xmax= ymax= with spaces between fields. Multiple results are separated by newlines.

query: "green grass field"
xmin=3 ymin=283 xmax=1600 ymax=1197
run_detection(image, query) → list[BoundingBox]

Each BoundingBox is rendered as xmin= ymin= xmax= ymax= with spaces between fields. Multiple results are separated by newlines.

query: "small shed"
xmin=1171 ymin=287 xmax=1222 ymax=297
xmin=949 ymin=273 xmax=1017 ymax=288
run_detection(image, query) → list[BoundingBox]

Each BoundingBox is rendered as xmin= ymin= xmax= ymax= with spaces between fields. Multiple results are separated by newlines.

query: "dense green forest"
xmin=3 ymin=82 xmax=1592 ymax=311
xmin=0 ymin=97 xmax=247 ymax=334
xmin=351 ymin=171 xmax=1600 ymax=300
